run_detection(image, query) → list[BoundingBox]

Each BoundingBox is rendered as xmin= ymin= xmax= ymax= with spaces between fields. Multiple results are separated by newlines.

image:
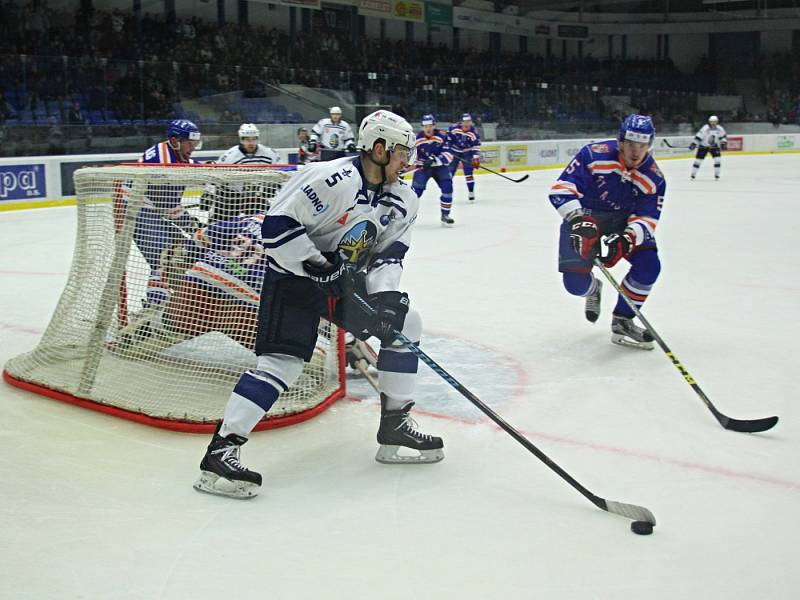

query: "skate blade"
xmin=193 ymin=471 xmax=259 ymax=499
xmin=375 ymin=445 xmax=445 ymax=464
xmin=611 ymin=334 xmax=654 ymax=351
xmin=441 ymin=222 xmax=454 ymax=228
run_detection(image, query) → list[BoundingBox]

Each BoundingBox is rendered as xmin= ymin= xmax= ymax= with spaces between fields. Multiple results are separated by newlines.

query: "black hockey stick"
xmin=662 ymin=139 xmax=692 ymax=150
xmin=593 ymin=259 xmax=778 ymax=433
xmin=452 ymin=153 xmax=529 ymax=183
xmin=349 ymin=290 xmax=656 ymax=526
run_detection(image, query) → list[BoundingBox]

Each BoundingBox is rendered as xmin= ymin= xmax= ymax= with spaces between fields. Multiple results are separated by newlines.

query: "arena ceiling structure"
xmin=512 ymin=0 xmax=795 ymax=14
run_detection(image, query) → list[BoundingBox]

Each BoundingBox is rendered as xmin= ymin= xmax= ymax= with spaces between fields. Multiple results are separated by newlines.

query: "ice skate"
xmin=584 ymin=279 xmax=602 ymax=323
xmin=376 ymin=394 xmax=444 ymax=464
xmin=611 ymin=314 xmax=654 ymax=350
xmin=194 ymin=425 xmax=262 ymax=499
xmin=468 ymin=192 xmax=475 ymax=203
xmin=441 ymin=213 xmax=455 ymax=227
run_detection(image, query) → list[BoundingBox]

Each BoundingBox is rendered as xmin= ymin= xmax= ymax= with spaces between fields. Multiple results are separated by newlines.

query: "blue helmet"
xmin=421 ymin=114 xmax=435 ymax=125
xmin=167 ymin=119 xmax=201 ymax=142
xmin=618 ymin=114 xmax=655 ymax=146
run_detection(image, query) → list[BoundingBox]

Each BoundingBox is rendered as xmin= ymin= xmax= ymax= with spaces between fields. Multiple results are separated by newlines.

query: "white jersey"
xmin=693 ymin=125 xmax=727 ymax=149
xmin=216 ymin=143 xmax=281 ymax=165
xmin=310 ymin=118 xmax=355 ymax=151
xmin=262 ymin=156 xmax=418 ymax=294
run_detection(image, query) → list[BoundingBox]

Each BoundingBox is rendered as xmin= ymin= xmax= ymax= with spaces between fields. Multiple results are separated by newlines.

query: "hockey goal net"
xmin=3 ymin=164 xmax=345 ymax=432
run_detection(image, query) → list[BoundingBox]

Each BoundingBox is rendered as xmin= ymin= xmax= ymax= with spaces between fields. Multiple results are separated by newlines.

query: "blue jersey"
xmin=447 ymin=124 xmax=481 ymax=157
xmin=137 ymin=140 xmax=196 ymax=214
xmin=139 ymin=141 xmax=196 ymax=165
xmin=414 ymin=129 xmax=452 ymax=167
xmin=184 ymin=214 xmax=266 ymax=305
xmin=549 ymin=140 xmax=666 ymax=246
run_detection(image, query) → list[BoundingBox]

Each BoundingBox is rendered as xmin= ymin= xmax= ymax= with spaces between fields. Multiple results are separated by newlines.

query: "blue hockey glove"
xmin=304 ymin=252 xmax=353 ymax=297
xmin=368 ymin=291 xmax=410 ymax=346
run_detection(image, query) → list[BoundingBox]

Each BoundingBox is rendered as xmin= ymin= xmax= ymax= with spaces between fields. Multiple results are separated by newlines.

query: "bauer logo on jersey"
xmin=301 ymin=184 xmax=328 ymax=215
xmin=337 ymin=221 xmax=378 ymax=270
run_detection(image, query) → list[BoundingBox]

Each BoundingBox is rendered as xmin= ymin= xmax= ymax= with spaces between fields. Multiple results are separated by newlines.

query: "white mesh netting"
xmin=3 ymin=164 xmax=344 ymax=431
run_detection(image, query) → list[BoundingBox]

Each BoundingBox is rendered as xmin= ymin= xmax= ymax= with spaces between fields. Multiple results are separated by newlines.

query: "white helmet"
xmin=708 ymin=115 xmax=719 ymax=125
xmin=329 ymin=106 xmax=342 ymax=115
xmin=356 ymin=110 xmax=415 ymax=157
xmin=238 ymin=123 xmax=260 ymax=141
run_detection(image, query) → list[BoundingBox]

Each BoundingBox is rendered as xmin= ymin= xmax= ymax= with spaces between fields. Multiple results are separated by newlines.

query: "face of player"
xmin=241 ymin=137 xmax=258 ymax=153
xmin=330 ymin=113 xmax=341 ymax=124
xmin=461 ymin=120 xmax=471 ymax=131
xmin=619 ymin=140 xmax=649 ymax=169
xmin=422 ymin=124 xmax=434 ymax=136
xmin=365 ymin=142 xmax=411 ymax=184
xmin=173 ymin=137 xmax=199 ymax=160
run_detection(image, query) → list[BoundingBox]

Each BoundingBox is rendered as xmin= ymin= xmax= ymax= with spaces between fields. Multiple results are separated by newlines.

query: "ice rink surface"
xmin=1 ymin=153 xmax=798 ymax=599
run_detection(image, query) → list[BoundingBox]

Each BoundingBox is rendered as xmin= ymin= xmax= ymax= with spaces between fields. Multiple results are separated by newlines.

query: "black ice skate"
xmin=468 ymin=192 xmax=476 ymax=203
xmin=376 ymin=394 xmax=444 ymax=464
xmin=611 ymin=314 xmax=654 ymax=350
xmin=584 ymin=279 xmax=602 ymax=323
xmin=441 ymin=213 xmax=455 ymax=227
xmin=194 ymin=426 xmax=262 ymax=499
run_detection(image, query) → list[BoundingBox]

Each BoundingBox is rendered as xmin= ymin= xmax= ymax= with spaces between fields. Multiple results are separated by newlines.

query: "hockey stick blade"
xmin=594 ymin=260 xmax=779 ymax=433
xmin=716 ymin=411 xmax=778 ymax=433
xmin=602 ymin=499 xmax=657 ymax=525
xmin=662 ymin=139 xmax=690 ymax=150
xmin=348 ymin=290 xmax=656 ymax=527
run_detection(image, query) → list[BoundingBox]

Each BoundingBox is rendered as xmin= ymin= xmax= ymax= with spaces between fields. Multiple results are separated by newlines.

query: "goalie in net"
xmin=3 ymin=163 xmax=348 ymax=432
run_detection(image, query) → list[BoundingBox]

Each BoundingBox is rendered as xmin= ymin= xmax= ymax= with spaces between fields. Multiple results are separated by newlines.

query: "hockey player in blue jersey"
xmin=411 ymin=114 xmax=456 ymax=227
xmin=448 ymin=113 xmax=481 ymax=202
xmin=134 ymin=119 xmax=202 ymax=307
xmin=548 ymin=114 xmax=666 ymax=349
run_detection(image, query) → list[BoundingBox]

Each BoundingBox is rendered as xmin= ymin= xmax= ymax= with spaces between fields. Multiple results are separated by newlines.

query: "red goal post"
xmin=3 ymin=163 xmax=346 ymax=433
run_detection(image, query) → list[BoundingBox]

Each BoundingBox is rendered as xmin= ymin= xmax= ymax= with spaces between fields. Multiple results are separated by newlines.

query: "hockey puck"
xmin=630 ymin=521 xmax=654 ymax=535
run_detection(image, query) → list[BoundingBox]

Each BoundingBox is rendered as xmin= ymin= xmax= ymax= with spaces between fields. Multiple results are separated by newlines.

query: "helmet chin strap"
xmin=364 ymin=147 xmax=392 ymax=185
xmin=169 ymin=137 xmax=188 ymax=162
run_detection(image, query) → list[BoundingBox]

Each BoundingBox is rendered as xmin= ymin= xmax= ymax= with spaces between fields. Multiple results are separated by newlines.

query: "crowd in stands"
xmin=0 ymin=0 xmax=797 ymax=141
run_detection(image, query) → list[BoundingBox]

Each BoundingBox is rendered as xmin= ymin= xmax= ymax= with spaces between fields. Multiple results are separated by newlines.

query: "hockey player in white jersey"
xmin=217 ymin=123 xmax=281 ymax=166
xmin=690 ymin=115 xmax=728 ymax=180
xmin=194 ymin=110 xmax=444 ymax=499
xmin=202 ymin=124 xmax=282 ymax=221
xmin=309 ymin=106 xmax=356 ymax=161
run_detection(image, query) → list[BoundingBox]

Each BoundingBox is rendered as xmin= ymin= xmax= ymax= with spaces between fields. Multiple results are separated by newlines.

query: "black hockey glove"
xmin=346 ymin=142 xmax=356 ymax=153
xmin=599 ymin=231 xmax=635 ymax=267
xmin=368 ymin=291 xmax=410 ymax=346
xmin=689 ymin=142 xmax=697 ymax=151
xmin=308 ymin=140 xmax=318 ymax=153
xmin=304 ymin=252 xmax=353 ymax=297
xmin=567 ymin=214 xmax=600 ymax=260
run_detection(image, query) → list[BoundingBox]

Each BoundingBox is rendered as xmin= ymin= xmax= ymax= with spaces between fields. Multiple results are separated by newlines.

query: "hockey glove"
xmin=689 ymin=142 xmax=697 ymax=151
xmin=471 ymin=156 xmax=481 ymax=168
xmin=368 ymin=291 xmax=410 ymax=346
xmin=423 ymin=155 xmax=441 ymax=169
xmin=304 ymin=252 xmax=353 ymax=298
xmin=721 ymin=142 xmax=728 ymax=150
xmin=308 ymin=140 xmax=318 ymax=153
xmin=346 ymin=142 xmax=356 ymax=153
xmin=567 ymin=214 xmax=600 ymax=260
xmin=599 ymin=231 xmax=635 ymax=267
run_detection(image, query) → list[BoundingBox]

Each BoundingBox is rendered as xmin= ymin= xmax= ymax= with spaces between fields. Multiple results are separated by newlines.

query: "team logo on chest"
xmin=337 ymin=220 xmax=378 ymax=269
